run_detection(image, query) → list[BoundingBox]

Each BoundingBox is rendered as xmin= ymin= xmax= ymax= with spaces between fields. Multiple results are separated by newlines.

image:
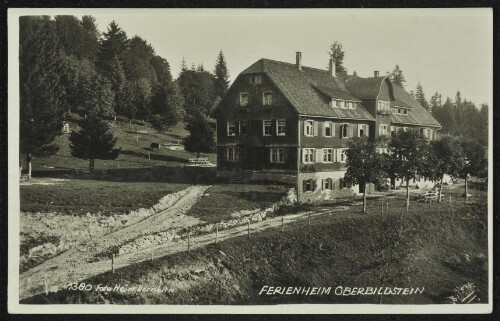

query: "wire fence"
xmin=21 ymin=191 xmax=485 ymax=301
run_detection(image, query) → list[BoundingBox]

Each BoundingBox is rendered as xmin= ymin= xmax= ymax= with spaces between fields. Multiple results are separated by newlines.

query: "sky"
xmin=82 ymin=9 xmax=493 ymax=107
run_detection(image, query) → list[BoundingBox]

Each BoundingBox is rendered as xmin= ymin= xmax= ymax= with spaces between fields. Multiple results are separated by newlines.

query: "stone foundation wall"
xmin=298 ymin=171 xmax=356 ymax=203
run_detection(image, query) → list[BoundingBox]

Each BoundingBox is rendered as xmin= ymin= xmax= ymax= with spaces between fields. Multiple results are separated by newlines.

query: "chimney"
xmin=296 ymin=52 xmax=302 ymax=70
xmin=329 ymin=58 xmax=336 ymax=77
xmin=374 ymin=70 xmax=380 ymax=77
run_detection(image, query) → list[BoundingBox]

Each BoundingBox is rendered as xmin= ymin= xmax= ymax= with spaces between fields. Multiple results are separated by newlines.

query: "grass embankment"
xmin=21 ymin=180 xmax=189 ymax=216
xmin=22 ymin=186 xmax=488 ymax=305
xmin=30 ymin=119 xmax=216 ymax=175
xmin=186 ymin=183 xmax=290 ymax=223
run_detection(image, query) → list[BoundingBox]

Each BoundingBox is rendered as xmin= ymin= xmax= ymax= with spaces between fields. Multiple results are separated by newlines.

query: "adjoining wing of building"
xmin=213 ymin=52 xmax=442 ymax=202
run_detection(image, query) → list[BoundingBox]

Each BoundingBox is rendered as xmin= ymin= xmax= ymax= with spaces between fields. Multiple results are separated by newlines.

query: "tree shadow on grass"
xmin=120 ymin=149 xmax=188 ymax=164
xmin=33 ymin=165 xmax=216 ymax=184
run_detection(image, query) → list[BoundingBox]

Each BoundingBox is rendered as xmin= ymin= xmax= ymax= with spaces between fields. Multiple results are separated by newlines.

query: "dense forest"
xmin=19 ymin=15 xmax=228 ymax=156
xmin=388 ymin=67 xmax=489 ymax=148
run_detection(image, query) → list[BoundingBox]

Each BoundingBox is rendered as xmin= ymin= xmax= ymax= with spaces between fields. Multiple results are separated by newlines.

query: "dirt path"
xmin=19 ymin=185 xmax=210 ymax=300
xmin=20 ymin=207 xmax=331 ymax=300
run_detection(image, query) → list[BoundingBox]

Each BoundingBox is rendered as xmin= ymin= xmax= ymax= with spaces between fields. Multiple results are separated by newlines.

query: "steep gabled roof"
xmin=392 ymin=85 xmax=441 ymax=127
xmin=240 ymin=59 xmax=375 ymax=120
xmin=344 ymin=76 xmax=386 ymax=99
xmin=228 ymin=58 xmax=440 ymax=128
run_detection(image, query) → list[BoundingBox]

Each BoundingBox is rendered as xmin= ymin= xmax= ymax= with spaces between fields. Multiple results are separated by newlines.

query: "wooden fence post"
xmin=281 ymin=216 xmax=284 ymax=232
xmin=449 ymin=195 xmax=452 ymax=207
xmin=148 ymin=151 xmax=151 ymax=160
xmin=429 ymin=200 xmax=432 ymax=209
xmin=215 ymin=226 xmax=218 ymax=244
xmin=111 ymin=254 xmax=115 ymax=274
xmin=308 ymin=212 xmax=311 ymax=227
xmin=386 ymin=202 xmax=389 ymax=211
xmin=247 ymin=221 xmax=250 ymax=239
xmin=381 ymin=202 xmax=384 ymax=215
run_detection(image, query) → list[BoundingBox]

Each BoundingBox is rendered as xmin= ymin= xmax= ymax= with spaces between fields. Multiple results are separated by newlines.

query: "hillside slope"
xmin=22 ymin=195 xmax=488 ymax=305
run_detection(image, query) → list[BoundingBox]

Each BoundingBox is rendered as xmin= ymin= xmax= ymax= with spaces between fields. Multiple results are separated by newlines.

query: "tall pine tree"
xmin=20 ymin=16 xmax=68 ymax=156
xmin=415 ymin=83 xmax=430 ymax=111
xmin=214 ymin=51 xmax=230 ymax=99
xmin=389 ymin=65 xmax=406 ymax=87
xmin=69 ymin=115 xmax=121 ymax=171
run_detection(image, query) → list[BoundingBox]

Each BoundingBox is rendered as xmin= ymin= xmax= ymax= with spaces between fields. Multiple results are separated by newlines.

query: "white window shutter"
xmin=348 ymin=124 xmax=353 ymax=137
xmin=304 ymin=122 xmax=308 ymax=136
xmin=336 ymin=149 xmax=341 ymax=162
xmin=332 ymin=123 xmax=335 ymax=137
xmin=316 ymin=149 xmax=322 ymax=163
xmin=302 ymin=149 xmax=306 ymax=163
xmin=366 ymin=124 xmax=370 ymax=137
xmin=313 ymin=121 xmax=319 ymax=136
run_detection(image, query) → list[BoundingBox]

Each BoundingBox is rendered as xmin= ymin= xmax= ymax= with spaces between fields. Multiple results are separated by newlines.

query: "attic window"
xmin=263 ymin=91 xmax=273 ymax=106
xmin=249 ymin=75 xmax=262 ymax=85
xmin=239 ymin=93 xmax=249 ymax=107
xmin=347 ymin=101 xmax=355 ymax=109
xmin=403 ymin=109 xmax=408 ymax=115
xmin=377 ymin=101 xmax=390 ymax=113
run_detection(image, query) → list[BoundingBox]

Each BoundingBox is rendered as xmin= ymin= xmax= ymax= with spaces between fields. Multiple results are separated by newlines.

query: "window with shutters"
xmin=379 ymin=124 xmax=388 ymax=136
xmin=339 ymin=148 xmax=348 ymax=163
xmin=323 ymin=148 xmax=333 ymax=163
xmin=263 ymin=120 xmax=272 ymax=136
xmin=239 ymin=121 xmax=247 ymax=135
xmin=323 ymin=178 xmax=333 ymax=190
xmin=324 ymin=121 xmax=332 ymax=137
xmin=270 ymin=148 xmax=286 ymax=163
xmin=227 ymin=147 xmax=239 ymax=161
xmin=239 ymin=93 xmax=249 ymax=107
xmin=304 ymin=179 xmax=316 ymax=192
xmin=302 ymin=148 xmax=315 ymax=163
xmin=358 ymin=124 xmax=369 ymax=137
xmin=305 ymin=120 xmax=314 ymax=137
xmin=391 ymin=126 xmax=396 ymax=136
xmin=276 ymin=120 xmax=286 ymax=136
xmin=340 ymin=123 xmax=350 ymax=138
xmin=263 ymin=91 xmax=273 ymax=106
xmin=227 ymin=121 xmax=236 ymax=136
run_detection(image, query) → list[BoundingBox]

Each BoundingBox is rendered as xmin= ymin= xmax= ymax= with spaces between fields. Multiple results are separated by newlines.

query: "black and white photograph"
xmin=7 ymin=8 xmax=493 ymax=314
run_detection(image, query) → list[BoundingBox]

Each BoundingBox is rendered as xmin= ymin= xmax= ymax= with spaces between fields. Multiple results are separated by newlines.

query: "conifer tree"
xmin=19 ymin=16 xmax=67 ymax=156
xmin=415 ymin=83 xmax=430 ymax=111
xmin=389 ymin=65 xmax=406 ymax=87
xmin=214 ymin=50 xmax=230 ymax=98
xmin=69 ymin=115 xmax=121 ymax=171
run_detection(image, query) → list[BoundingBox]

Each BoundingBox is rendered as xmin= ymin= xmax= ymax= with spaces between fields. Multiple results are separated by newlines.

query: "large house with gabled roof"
xmin=213 ymin=52 xmax=441 ymax=202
